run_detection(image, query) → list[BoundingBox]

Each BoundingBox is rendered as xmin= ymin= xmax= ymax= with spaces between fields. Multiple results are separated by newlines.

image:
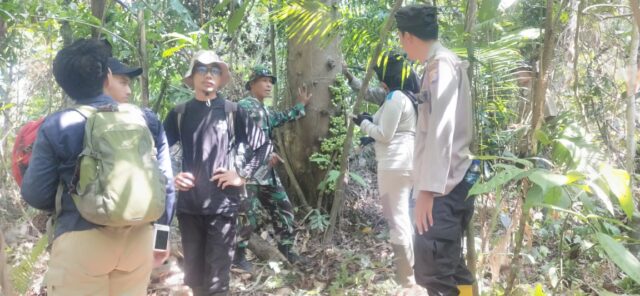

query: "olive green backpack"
xmin=62 ymin=103 xmax=166 ymax=226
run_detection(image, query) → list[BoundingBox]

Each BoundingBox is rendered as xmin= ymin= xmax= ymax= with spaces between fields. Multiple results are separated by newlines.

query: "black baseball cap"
xmin=107 ymin=58 xmax=142 ymax=77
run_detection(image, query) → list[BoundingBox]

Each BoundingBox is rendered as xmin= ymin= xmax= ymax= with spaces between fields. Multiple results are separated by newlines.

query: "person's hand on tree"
xmin=414 ymin=191 xmax=435 ymax=235
xmin=296 ymin=84 xmax=313 ymax=106
xmin=268 ymin=152 xmax=283 ymax=167
xmin=210 ymin=168 xmax=246 ymax=189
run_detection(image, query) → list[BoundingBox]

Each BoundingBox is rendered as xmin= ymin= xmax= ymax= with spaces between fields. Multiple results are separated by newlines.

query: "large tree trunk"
xmin=282 ymin=0 xmax=342 ymax=208
xmin=270 ymin=5 xmax=309 ymax=209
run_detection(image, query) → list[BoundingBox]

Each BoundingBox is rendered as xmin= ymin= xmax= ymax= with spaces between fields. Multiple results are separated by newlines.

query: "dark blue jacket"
xmin=21 ymin=95 xmax=176 ymax=240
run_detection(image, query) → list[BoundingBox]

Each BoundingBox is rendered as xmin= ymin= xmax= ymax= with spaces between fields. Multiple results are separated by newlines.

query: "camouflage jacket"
xmin=237 ymin=96 xmax=306 ymax=185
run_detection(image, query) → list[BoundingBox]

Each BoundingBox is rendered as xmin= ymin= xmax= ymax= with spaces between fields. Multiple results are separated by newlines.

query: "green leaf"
xmin=525 ymin=184 xmax=543 ymax=209
xmin=162 ymin=32 xmax=196 ymax=45
xmin=565 ymin=171 xmax=586 ymax=184
xmin=478 ymin=0 xmax=501 ymax=23
xmin=600 ymin=165 xmax=634 ymax=219
xmin=326 ymin=170 xmax=340 ymax=183
xmin=528 ymin=170 xmax=569 ymax=193
xmin=212 ymin=0 xmax=232 ymax=15
xmin=228 ymin=0 xmax=251 ymax=34
xmin=531 ymin=283 xmax=546 ymax=296
xmin=11 ymin=236 xmax=48 ymax=294
xmin=348 ymin=172 xmax=367 ymax=187
xmin=543 ymin=187 xmax=571 ymax=209
xmin=589 ymin=180 xmax=615 ymax=215
xmin=595 ymin=233 xmax=640 ymax=285
xmin=535 ymin=129 xmax=551 ymax=145
xmin=161 ymin=44 xmax=186 ymax=58
xmin=468 ymin=164 xmax=527 ymax=195
xmin=0 ymin=102 xmax=15 ymax=111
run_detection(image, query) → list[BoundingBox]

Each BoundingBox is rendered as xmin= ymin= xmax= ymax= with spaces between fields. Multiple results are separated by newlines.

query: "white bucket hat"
xmin=182 ymin=50 xmax=231 ymax=89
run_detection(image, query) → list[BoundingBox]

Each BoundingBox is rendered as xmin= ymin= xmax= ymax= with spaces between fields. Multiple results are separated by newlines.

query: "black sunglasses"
xmin=194 ymin=65 xmax=222 ymax=76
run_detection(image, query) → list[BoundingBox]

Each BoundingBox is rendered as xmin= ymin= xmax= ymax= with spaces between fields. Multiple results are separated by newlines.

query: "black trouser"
xmin=414 ymin=180 xmax=475 ymax=296
xmin=177 ymin=213 xmax=236 ymax=296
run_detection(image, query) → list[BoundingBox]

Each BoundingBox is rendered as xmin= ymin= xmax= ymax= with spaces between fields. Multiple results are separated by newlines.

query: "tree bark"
xmin=137 ymin=8 xmax=150 ymax=107
xmin=505 ymin=182 xmax=531 ymax=295
xmin=60 ymin=0 xmax=73 ymax=46
xmin=270 ymin=4 xmax=309 ymax=209
xmin=0 ymin=18 xmax=6 ymax=41
xmin=283 ymin=0 xmax=342 ymax=208
xmin=153 ymin=79 xmax=169 ymax=113
xmin=91 ymin=0 xmax=107 ymax=38
xmin=323 ymin=0 xmax=405 ymax=244
xmin=247 ymin=234 xmax=289 ymax=263
xmin=528 ymin=0 xmax=556 ymax=156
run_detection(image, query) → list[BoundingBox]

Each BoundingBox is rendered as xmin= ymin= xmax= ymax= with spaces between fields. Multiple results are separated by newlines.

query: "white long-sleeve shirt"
xmin=413 ymin=42 xmax=473 ymax=196
xmin=360 ymin=91 xmax=417 ymax=171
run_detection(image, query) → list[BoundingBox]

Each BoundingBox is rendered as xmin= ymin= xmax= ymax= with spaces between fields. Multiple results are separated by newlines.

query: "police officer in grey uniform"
xmin=395 ymin=5 xmax=480 ymax=296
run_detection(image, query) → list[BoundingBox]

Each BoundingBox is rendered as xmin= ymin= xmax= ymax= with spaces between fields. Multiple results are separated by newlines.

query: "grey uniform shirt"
xmin=414 ymin=42 xmax=473 ymax=196
xmin=360 ymin=91 xmax=416 ymax=171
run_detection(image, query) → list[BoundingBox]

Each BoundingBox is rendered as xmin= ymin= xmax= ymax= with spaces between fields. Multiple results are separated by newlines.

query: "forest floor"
xmin=1 ymin=146 xmax=419 ymax=296
xmin=3 ymin=175 xmax=414 ymax=296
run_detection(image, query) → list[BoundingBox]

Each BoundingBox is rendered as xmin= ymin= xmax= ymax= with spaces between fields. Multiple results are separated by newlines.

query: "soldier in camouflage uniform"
xmin=233 ymin=65 xmax=312 ymax=271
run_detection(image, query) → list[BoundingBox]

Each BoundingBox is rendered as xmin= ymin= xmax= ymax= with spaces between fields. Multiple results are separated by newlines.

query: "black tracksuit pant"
xmin=178 ymin=212 xmax=236 ymax=296
xmin=414 ymin=180 xmax=476 ymax=296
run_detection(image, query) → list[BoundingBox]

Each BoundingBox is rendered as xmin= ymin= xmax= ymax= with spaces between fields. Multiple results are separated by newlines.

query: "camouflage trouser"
xmin=236 ymin=183 xmax=295 ymax=249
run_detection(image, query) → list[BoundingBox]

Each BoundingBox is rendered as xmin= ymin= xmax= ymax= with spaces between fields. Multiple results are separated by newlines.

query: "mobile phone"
xmin=153 ymin=224 xmax=170 ymax=251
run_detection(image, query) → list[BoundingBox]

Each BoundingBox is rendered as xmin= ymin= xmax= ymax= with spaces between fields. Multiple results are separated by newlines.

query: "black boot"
xmin=232 ymin=246 xmax=253 ymax=272
xmin=277 ymin=243 xmax=308 ymax=264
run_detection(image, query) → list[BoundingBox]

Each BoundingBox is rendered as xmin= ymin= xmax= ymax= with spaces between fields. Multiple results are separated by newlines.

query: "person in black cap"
xmin=104 ymin=57 xmax=175 ymax=269
xmin=21 ymin=39 xmax=176 ymax=295
xmin=104 ymin=57 xmax=143 ymax=103
xmin=396 ymin=4 xmax=478 ymax=296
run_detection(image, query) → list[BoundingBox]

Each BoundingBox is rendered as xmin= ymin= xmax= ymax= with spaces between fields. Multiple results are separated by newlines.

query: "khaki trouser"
xmin=46 ymin=224 xmax=154 ymax=296
xmin=378 ymin=170 xmax=415 ymax=286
